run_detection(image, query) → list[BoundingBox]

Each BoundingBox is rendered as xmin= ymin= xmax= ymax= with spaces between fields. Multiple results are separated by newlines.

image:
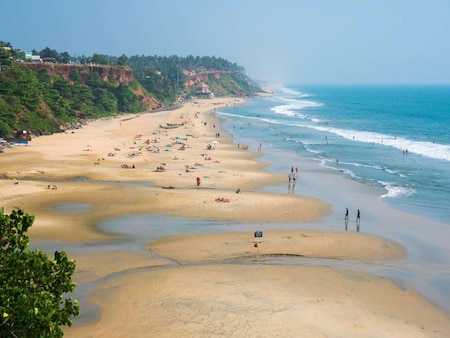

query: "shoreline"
xmin=1 ymin=97 xmax=449 ymax=336
xmin=220 ymin=101 xmax=450 ymax=314
xmin=252 ymin=141 xmax=450 ymax=310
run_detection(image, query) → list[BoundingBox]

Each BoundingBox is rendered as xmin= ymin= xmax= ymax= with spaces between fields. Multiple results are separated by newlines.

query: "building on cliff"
xmin=195 ymin=82 xmax=213 ymax=97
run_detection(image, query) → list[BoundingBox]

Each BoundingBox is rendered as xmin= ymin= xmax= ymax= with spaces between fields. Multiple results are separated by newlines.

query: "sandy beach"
xmin=1 ymin=97 xmax=449 ymax=337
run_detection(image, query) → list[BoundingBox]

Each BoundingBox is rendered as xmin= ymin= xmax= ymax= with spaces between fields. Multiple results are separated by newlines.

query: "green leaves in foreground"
xmin=0 ymin=208 xmax=80 ymax=337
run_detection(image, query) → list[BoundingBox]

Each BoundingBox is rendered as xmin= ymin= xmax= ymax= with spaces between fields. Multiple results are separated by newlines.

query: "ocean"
xmin=218 ymin=85 xmax=450 ymax=226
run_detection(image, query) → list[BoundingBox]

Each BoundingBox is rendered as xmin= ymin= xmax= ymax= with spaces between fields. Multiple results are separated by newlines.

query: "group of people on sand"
xmin=203 ymin=153 xmax=212 ymax=160
xmin=215 ymin=197 xmax=230 ymax=203
xmin=288 ymin=166 xmax=299 ymax=191
xmin=288 ymin=173 xmax=298 ymax=185
xmin=345 ymin=208 xmax=361 ymax=231
xmin=345 ymin=208 xmax=361 ymax=221
xmin=237 ymin=144 xmax=250 ymax=150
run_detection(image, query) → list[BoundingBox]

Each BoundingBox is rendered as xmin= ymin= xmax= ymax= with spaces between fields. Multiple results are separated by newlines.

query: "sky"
xmin=1 ymin=0 xmax=450 ymax=85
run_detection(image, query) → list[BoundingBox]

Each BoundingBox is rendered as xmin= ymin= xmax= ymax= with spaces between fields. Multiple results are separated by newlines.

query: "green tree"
xmin=0 ymin=95 xmax=20 ymax=134
xmin=53 ymin=78 xmax=72 ymax=99
xmin=58 ymin=52 xmax=71 ymax=64
xmin=6 ymin=65 xmax=41 ymax=111
xmin=0 ymin=46 xmax=12 ymax=65
xmin=0 ymin=208 xmax=80 ymax=337
xmin=69 ymin=84 xmax=94 ymax=111
xmin=138 ymin=70 xmax=176 ymax=103
xmin=93 ymin=88 xmax=117 ymax=113
xmin=68 ymin=69 xmax=82 ymax=83
xmin=115 ymin=83 xmax=143 ymax=112
xmin=85 ymin=72 xmax=103 ymax=88
xmin=40 ymin=47 xmax=58 ymax=59
xmin=116 ymin=54 xmax=129 ymax=67
xmin=36 ymin=68 xmax=52 ymax=84
xmin=91 ymin=54 xmax=109 ymax=65
xmin=0 ymin=120 xmax=12 ymax=138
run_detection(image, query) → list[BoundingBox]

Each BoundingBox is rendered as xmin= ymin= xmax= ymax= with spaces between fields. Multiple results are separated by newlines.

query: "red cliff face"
xmin=21 ymin=63 xmax=134 ymax=84
xmin=20 ymin=62 xmax=164 ymax=111
xmin=184 ymin=71 xmax=225 ymax=88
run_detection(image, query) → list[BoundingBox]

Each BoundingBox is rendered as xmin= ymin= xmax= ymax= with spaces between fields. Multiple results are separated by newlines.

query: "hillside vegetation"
xmin=0 ymin=42 xmax=261 ymax=139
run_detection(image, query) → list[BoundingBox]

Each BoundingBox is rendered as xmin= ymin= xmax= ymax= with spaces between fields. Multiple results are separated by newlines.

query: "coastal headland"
xmin=1 ymin=97 xmax=449 ymax=337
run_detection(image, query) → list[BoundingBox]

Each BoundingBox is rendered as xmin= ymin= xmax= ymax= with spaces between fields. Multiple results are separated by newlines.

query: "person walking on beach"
xmin=345 ymin=208 xmax=349 ymax=230
xmin=356 ymin=209 xmax=361 ymax=232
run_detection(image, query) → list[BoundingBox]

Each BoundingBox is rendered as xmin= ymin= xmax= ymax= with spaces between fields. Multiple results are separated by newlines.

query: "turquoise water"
xmin=219 ymin=85 xmax=450 ymax=225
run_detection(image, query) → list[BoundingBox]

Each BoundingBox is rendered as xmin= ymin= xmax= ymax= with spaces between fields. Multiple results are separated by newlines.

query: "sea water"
xmin=218 ymin=85 xmax=450 ymax=225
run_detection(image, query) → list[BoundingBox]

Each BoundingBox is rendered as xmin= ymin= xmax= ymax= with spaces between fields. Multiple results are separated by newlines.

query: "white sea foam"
xmin=218 ymin=110 xmax=450 ymax=162
xmin=270 ymin=94 xmax=323 ymax=118
xmin=280 ymin=86 xmax=313 ymax=99
xmin=280 ymin=86 xmax=302 ymax=96
xmin=271 ymin=104 xmax=307 ymax=117
xmin=333 ymin=161 xmax=406 ymax=181
xmin=341 ymin=161 xmax=383 ymax=171
xmin=318 ymin=158 xmax=360 ymax=179
xmin=270 ymin=102 xmax=322 ymax=117
xmin=384 ymin=168 xmax=407 ymax=178
xmin=379 ymin=181 xmax=416 ymax=199
xmin=305 ymin=125 xmax=450 ymax=162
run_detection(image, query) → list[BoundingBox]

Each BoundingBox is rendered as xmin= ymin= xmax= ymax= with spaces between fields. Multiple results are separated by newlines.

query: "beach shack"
xmin=195 ymin=83 xmax=213 ymax=97
xmin=42 ymin=57 xmax=57 ymax=63
xmin=31 ymin=55 xmax=42 ymax=63
xmin=14 ymin=130 xmax=31 ymax=142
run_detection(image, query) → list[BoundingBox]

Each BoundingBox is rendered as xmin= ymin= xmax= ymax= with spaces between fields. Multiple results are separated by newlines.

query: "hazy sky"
xmin=2 ymin=0 xmax=449 ymax=84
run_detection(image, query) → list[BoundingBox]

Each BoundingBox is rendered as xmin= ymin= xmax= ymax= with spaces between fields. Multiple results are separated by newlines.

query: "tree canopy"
xmin=0 ymin=208 xmax=80 ymax=337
